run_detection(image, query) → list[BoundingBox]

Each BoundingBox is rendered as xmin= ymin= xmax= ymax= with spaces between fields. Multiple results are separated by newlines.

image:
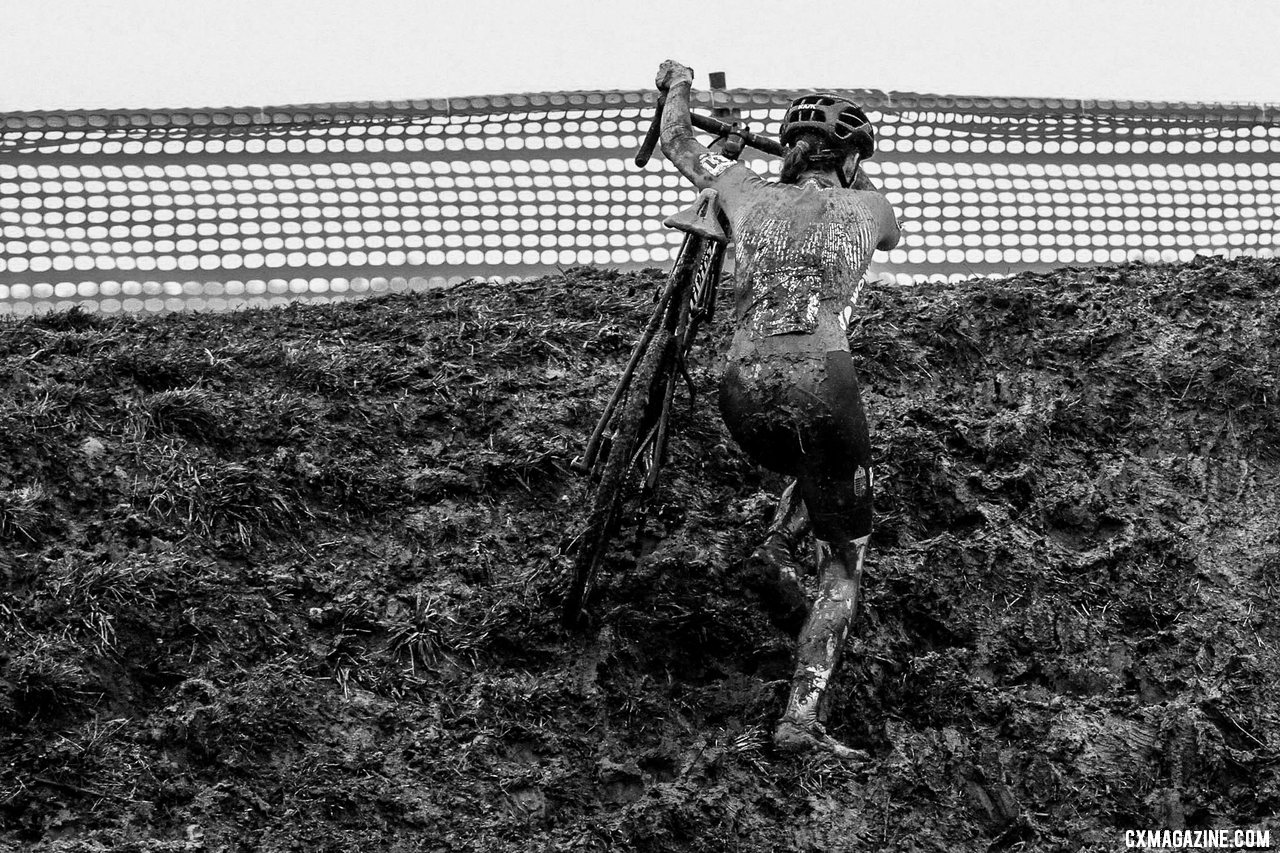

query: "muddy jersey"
xmin=705 ymin=160 xmax=886 ymax=338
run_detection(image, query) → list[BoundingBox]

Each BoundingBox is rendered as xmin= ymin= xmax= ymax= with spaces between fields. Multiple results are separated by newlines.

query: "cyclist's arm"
xmin=871 ymin=192 xmax=901 ymax=251
xmin=658 ymin=79 xmax=717 ymax=187
xmin=852 ymin=176 xmax=901 ymax=251
xmin=657 ymin=79 xmax=760 ymax=201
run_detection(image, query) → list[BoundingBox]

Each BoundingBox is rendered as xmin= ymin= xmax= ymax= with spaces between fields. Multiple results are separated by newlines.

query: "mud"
xmin=2 ymin=257 xmax=1278 ymax=851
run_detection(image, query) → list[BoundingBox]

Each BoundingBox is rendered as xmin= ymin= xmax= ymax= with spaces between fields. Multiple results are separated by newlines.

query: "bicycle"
xmin=562 ymin=90 xmax=783 ymax=627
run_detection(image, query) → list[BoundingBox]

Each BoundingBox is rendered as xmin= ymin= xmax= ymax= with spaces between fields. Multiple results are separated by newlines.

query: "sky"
xmin=1 ymin=0 xmax=1277 ymax=112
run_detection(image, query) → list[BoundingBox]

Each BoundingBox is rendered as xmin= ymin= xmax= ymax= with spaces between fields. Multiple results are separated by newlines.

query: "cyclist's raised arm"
xmin=654 ymin=60 xmax=752 ymax=192
xmin=866 ymin=190 xmax=901 ymax=251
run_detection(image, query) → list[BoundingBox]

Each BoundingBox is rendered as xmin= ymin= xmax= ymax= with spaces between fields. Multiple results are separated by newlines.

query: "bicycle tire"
xmin=563 ymin=237 xmax=710 ymax=627
xmin=563 ymin=319 xmax=677 ymax=626
xmin=637 ymin=239 xmax=724 ymax=483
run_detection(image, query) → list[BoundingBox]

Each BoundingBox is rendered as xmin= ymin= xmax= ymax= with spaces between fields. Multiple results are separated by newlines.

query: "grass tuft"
xmin=387 ymin=591 xmax=458 ymax=674
xmin=135 ymin=446 xmax=307 ymax=546
xmin=0 ymin=485 xmax=47 ymax=542
xmin=4 ymin=636 xmax=100 ymax=723
xmin=138 ymin=386 xmax=227 ymax=442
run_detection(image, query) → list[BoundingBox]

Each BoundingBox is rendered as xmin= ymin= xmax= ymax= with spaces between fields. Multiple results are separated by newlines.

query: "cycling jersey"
xmin=701 ymin=162 xmax=889 ymax=341
xmin=674 ymin=159 xmax=890 ymax=541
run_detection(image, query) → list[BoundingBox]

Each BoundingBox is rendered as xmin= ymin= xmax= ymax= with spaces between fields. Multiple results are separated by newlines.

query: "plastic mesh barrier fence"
xmin=1 ymin=89 xmax=1278 ymax=315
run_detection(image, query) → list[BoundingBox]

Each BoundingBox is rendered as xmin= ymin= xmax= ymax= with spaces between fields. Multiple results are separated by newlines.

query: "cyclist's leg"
xmin=775 ymin=350 xmax=874 ymax=757
xmin=755 ymin=479 xmax=810 ymax=578
xmin=742 ymin=479 xmax=811 ymax=632
xmin=777 ymin=533 xmax=867 ymax=716
xmin=774 ymin=534 xmax=869 ymax=760
xmin=793 ymin=349 xmax=874 ymax=542
xmin=720 ymin=360 xmax=814 ymax=628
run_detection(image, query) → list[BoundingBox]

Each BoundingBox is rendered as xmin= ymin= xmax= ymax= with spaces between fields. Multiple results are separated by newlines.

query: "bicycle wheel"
xmin=638 ymin=240 xmax=723 ymax=484
xmin=563 ymin=238 xmax=706 ymax=627
xmin=563 ymin=322 xmax=677 ymax=625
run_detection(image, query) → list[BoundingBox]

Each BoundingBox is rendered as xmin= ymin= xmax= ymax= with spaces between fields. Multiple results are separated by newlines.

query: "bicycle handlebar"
xmin=634 ymin=93 xmax=783 ymax=167
xmin=634 ymin=93 xmax=667 ymax=168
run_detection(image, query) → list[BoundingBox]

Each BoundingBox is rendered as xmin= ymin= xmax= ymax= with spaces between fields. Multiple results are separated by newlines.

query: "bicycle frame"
xmin=563 ymin=86 xmax=780 ymax=626
xmin=575 ymin=101 xmax=775 ymax=476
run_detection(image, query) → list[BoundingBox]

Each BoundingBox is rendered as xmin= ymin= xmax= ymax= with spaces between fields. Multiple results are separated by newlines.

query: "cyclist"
xmin=654 ymin=60 xmax=900 ymax=759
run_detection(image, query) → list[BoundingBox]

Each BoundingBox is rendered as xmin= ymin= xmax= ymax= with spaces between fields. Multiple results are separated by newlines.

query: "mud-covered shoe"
xmin=773 ymin=720 xmax=869 ymax=762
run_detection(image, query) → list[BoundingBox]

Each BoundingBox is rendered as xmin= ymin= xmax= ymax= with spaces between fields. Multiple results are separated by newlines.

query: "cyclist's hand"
xmin=655 ymin=60 xmax=694 ymax=92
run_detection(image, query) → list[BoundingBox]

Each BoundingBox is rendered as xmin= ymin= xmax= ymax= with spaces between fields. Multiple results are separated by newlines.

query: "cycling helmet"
xmin=780 ymin=93 xmax=875 ymax=160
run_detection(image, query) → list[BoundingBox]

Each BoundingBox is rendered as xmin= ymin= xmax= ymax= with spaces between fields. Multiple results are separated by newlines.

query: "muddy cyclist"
xmin=654 ymin=59 xmax=901 ymax=759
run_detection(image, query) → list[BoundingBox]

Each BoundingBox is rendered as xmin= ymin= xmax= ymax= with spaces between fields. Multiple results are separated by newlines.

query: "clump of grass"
xmin=0 ymin=484 xmax=47 ymax=542
xmin=282 ymin=337 xmax=418 ymax=397
xmin=283 ymin=342 xmax=349 ymax=394
xmin=111 ymin=345 xmax=212 ymax=392
xmin=34 ymin=552 xmax=207 ymax=655
xmin=44 ymin=381 xmax=111 ymax=431
xmin=136 ymin=446 xmax=308 ymax=547
xmin=138 ymin=386 xmax=227 ymax=442
xmin=298 ymin=449 xmax=405 ymax=515
xmin=28 ymin=304 xmax=104 ymax=333
xmin=3 ymin=636 xmax=100 ymax=724
xmin=251 ymin=389 xmax=320 ymax=443
xmin=0 ymin=389 xmax=73 ymax=434
xmin=386 ymin=591 xmax=460 ymax=675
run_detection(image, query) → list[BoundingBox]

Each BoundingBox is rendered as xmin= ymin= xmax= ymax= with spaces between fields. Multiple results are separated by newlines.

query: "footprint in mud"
xmin=639 ymin=753 xmax=679 ymax=783
xmin=597 ymin=757 xmax=645 ymax=805
xmin=1046 ymin=511 xmax=1131 ymax=553
xmin=504 ymin=785 xmax=548 ymax=819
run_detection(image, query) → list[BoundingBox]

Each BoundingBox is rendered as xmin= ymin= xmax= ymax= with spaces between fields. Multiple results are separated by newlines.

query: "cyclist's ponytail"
xmin=779 ymin=131 xmax=839 ymax=185
xmin=779 ymin=135 xmax=816 ymax=184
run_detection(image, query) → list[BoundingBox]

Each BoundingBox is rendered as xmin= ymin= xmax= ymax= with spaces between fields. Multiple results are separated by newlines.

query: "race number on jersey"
xmin=698 ymin=153 xmax=734 ymax=177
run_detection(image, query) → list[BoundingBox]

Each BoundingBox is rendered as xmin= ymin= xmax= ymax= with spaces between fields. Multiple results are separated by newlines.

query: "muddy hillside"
xmin=2 ymin=256 xmax=1278 ymax=852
